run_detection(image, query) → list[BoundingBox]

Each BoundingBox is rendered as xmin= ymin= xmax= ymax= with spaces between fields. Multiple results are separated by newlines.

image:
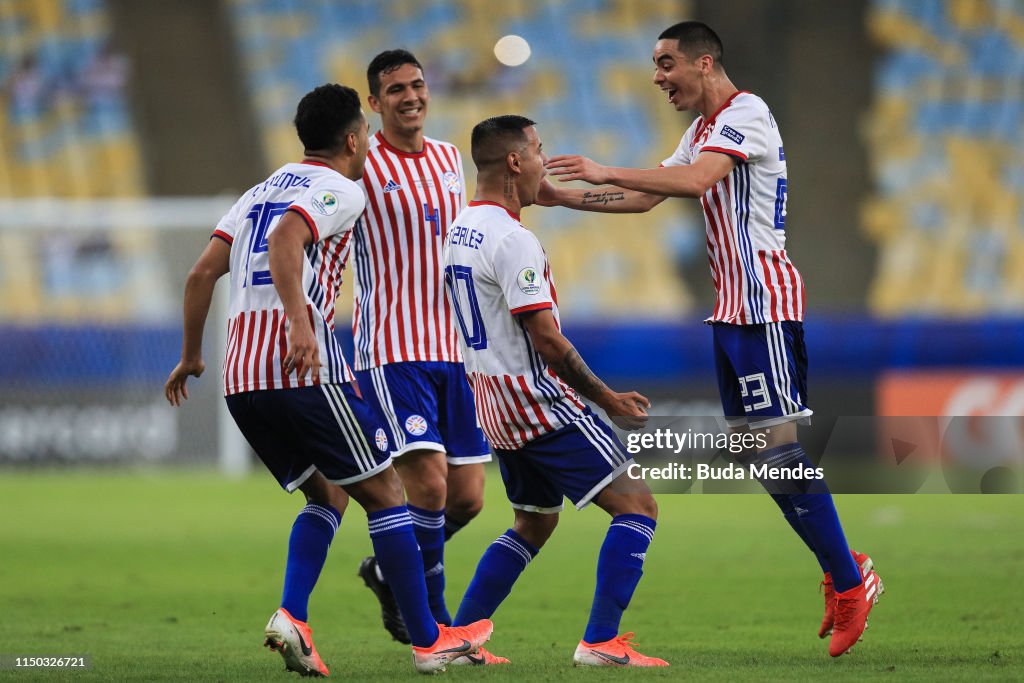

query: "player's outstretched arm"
xmin=520 ymin=309 xmax=650 ymax=430
xmin=164 ymin=238 xmax=230 ymax=406
xmin=268 ymin=211 xmax=321 ymax=380
xmin=546 ymin=151 xmax=734 ymax=199
xmin=536 ymin=177 xmax=666 ymax=214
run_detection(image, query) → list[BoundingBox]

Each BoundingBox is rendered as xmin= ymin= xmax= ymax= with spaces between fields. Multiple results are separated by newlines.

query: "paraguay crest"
xmin=374 ymin=428 xmax=389 ymax=452
xmin=405 ymin=414 xmax=428 ymax=436
xmin=442 ymin=171 xmax=462 ymax=194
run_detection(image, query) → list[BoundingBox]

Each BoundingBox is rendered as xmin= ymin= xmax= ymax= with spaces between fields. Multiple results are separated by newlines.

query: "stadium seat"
xmin=863 ymin=0 xmax=1024 ymax=315
xmin=223 ymin=0 xmax=700 ymax=319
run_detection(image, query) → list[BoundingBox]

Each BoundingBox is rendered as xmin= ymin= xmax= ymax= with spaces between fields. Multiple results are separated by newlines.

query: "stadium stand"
xmin=0 ymin=0 xmax=141 ymax=197
xmin=226 ymin=0 xmax=698 ymax=318
xmin=864 ymin=0 xmax=1024 ymax=315
xmin=0 ymin=0 xmax=154 ymax=323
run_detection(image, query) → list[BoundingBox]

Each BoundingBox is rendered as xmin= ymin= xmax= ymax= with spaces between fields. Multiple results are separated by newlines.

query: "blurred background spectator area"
xmin=227 ymin=0 xmax=697 ymax=319
xmin=864 ymin=0 xmax=1024 ymax=316
xmin=1 ymin=0 xmax=1023 ymax=466
xmin=0 ymin=0 xmax=151 ymax=324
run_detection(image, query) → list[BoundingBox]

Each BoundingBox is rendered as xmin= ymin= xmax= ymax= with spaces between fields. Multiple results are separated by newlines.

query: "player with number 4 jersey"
xmin=352 ymin=49 xmax=491 ymax=647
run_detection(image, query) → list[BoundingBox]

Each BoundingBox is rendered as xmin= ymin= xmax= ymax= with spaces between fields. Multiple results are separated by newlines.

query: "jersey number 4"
xmin=444 ymin=265 xmax=487 ymax=350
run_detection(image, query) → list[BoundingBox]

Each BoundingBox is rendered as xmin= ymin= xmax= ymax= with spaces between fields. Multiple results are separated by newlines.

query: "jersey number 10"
xmin=444 ymin=265 xmax=488 ymax=350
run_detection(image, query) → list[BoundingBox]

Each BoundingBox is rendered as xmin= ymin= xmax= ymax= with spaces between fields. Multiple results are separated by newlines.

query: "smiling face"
xmin=368 ymin=62 xmax=430 ymax=138
xmin=652 ymin=38 xmax=709 ymax=112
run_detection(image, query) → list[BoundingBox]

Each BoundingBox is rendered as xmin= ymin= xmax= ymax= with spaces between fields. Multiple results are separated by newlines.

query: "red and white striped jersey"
xmin=212 ymin=161 xmax=363 ymax=396
xmin=352 ymin=132 xmax=466 ymax=370
xmin=442 ymin=201 xmax=588 ymax=450
xmin=663 ymin=91 xmax=805 ymax=324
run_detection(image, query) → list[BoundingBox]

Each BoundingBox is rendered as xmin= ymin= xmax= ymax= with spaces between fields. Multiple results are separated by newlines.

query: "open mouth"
xmin=667 ymin=89 xmax=678 ymax=103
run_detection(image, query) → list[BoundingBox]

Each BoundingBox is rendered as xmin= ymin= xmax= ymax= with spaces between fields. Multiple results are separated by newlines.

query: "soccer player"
xmin=163 ymin=83 xmax=492 ymax=676
xmin=352 ymin=49 xmax=491 ymax=642
xmin=542 ymin=21 xmax=882 ymax=657
xmin=442 ymin=115 xmax=668 ymax=668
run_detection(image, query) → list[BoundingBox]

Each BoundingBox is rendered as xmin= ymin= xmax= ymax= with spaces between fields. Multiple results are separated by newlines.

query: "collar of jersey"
xmin=468 ymin=200 xmax=520 ymax=222
xmin=696 ymin=89 xmax=751 ymax=137
xmin=375 ymin=131 xmax=427 ymax=158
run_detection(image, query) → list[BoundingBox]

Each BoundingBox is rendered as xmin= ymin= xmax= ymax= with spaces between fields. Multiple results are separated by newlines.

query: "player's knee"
xmin=300 ymin=472 xmax=344 ymax=510
xmin=346 ymin=466 xmax=405 ymax=512
xmin=395 ymin=450 xmax=448 ymax=508
xmin=513 ymin=512 xmax=558 ymax=549
xmin=598 ymin=491 xmax=659 ymax=520
xmin=445 ymin=492 xmax=483 ymax=522
xmin=634 ymin=494 xmax=658 ymax=521
xmin=307 ymin=486 xmax=349 ymax=517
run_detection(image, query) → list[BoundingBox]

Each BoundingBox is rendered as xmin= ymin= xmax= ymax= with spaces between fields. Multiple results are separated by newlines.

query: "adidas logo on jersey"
xmin=382 ymin=179 xmax=402 ymax=192
xmin=630 ymin=552 xmax=647 ymax=562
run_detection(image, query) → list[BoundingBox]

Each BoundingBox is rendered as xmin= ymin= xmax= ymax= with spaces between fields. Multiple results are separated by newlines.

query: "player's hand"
xmin=545 ymin=154 xmax=610 ymax=185
xmin=284 ymin=320 xmax=321 ymax=379
xmin=535 ymin=177 xmax=562 ymax=206
xmin=603 ymin=390 xmax=651 ymax=431
xmin=164 ymin=358 xmax=205 ymax=407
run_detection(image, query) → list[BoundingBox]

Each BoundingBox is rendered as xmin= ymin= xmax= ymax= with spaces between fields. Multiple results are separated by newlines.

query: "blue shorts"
xmin=225 ymin=383 xmax=393 ymax=492
xmin=355 ymin=361 xmax=491 ymax=465
xmin=494 ymin=412 xmax=633 ymax=513
xmin=713 ymin=321 xmax=812 ymax=428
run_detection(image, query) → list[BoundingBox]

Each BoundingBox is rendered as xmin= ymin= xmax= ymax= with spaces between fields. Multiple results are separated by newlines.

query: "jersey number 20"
xmin=444 ymin=265 xmax=488 ymax=350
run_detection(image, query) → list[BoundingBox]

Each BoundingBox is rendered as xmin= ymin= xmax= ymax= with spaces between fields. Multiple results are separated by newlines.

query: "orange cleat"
xmin=820 ymin=550 xmax=875 ymax=639
xmin=411 ymin=619 xmax=494 ymax=673
xmin=573 ymin=632 xmax=669 ymax=667
xmin=264 ymin=608 xmax=330 ymax=677
xmin=829 ymin=569 xmax=884 ymax=657
xmin=449 ymin=645 xmax=510 ymax=665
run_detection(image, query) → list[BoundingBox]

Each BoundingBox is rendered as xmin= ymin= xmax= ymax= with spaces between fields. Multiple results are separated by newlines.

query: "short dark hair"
xmin=470 ymin=115 xmax=536 ymax=170
xmin=367 ymin=49 xmax=423 ymax=97
xmin=293 ymin=84 xmax=363 ymax=154
xmin=658 ymin=21 xmax=724 ymax=67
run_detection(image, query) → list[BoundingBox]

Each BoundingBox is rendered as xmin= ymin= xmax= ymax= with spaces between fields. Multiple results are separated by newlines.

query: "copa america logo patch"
xmin=405 ymin=414 xmax=428 ymax=436
xmin=720 ymin=125 xmax=745 ymax=145
xmin=442 ymin=171 xmax=462 ymax=194
xmin=517 ymin=267 xmax=541 ymax=295
xmin=374 ymin=428 xmax=389 ymax=452
xmin=312 ymin=191 xmax=339 ymax=216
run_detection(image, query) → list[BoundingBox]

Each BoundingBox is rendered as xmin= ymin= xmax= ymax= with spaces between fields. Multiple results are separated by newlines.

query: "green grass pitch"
xmin=1 ymin=471 xmax=1022 ymax=681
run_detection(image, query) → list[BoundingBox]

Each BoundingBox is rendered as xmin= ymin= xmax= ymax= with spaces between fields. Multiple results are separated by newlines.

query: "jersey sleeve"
xmin=288 ymin=179 xmax=366 ymax=242
xmin=703 ymin=96 xmax=769 ymax=163
xmin=212 ymin=194 xmax=246 ymax=245
xmin=491 ymin=229 xmax=553 ymax=316
xmin=661 ymin=129 xmax=694 ymax=168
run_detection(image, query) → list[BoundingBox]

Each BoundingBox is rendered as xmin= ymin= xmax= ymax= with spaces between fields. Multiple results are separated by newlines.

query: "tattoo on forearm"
xmin=581 ymin=191 xmax=625 ymax=206
xmin=503 ymin=172 xmax=514 ymax=202
xmin=549 ymin=347 xmax=609 ymax=401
